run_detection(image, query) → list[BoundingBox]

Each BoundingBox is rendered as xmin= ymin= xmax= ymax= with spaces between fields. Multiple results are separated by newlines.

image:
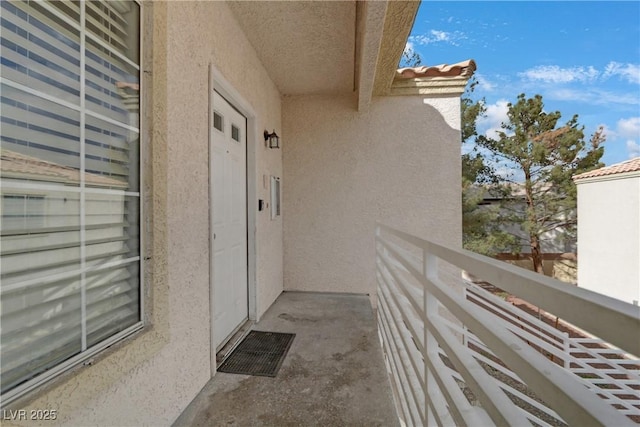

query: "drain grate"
xmin=218 ymin=330 xmax=295 ymax=377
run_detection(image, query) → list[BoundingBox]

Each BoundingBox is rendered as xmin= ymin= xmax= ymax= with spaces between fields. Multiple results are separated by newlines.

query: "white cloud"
xmin=401 ymin=41 xmax=422 ymax=67
xmin=547 ymin=88 xmax=591 ymax=103
xmin=547 ymin=88 xmax=639 ymax=106
xmin=474 ymin=73 xmax=496 ymax=92
xmin=410 ymin=30 xmax=466 ymax=47
xmin=402 ymin=41 xmax=415 ymax=61
xmin=603 ymin=62 xmax=640 ymax=84
xmin=616 ymin=117 xmax=640 ymax=138
xmin=626 ymin=140 xmax=640 ymax=158
xmin=484 ymin=100 xmax=509 ymax=124
xmin=597 ymin=118 xmax=640 ymax=160
xmin=519 ymin=62 xmax=640 ymax=87
xmin=519 ymin=65 xmax=600 ymax=83
xmin=431 ymin=30 xmax=449 ymax=42
xmin=477 ymin=99 xmax=510 ymax=139
xmin=404 ymin=41 xmax=414 ymax=53
xmin=615 ymin=117 xmax=640 ymax=158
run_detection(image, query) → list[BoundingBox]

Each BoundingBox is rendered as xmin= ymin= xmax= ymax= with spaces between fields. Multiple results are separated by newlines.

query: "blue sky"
xmin=407 ymin=1 xmax=640 ymax=167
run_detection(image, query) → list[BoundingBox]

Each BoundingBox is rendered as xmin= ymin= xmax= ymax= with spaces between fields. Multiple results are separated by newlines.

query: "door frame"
xmin=208 ymin=64 xmax=257 ymax=373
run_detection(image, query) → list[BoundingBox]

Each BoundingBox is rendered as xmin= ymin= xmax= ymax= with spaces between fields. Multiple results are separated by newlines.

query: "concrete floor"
xmin=173 ymin=292 xmax=400 ymax=427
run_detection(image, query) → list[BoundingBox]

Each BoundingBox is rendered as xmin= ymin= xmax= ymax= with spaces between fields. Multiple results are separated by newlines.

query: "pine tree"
xmin=476 ymin=94 xmax=605 ymax=272
xmin=461 ymin=79 xmax=517 ymax=255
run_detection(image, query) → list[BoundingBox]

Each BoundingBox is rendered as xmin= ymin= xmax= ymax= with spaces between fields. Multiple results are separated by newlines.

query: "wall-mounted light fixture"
xmin=264 ymin=130 xmax=280 ymax=149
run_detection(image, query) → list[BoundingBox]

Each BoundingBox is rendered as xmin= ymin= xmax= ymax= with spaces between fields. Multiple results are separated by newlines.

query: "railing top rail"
xmin=376 ymin=222 xmax=640 ymax=357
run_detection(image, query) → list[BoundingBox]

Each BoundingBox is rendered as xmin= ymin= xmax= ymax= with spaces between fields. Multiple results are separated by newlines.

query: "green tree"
xmin=461 ymin=80 xmax=517 ymax=255
xmin=476 ymin=93 xmax=605 ymax=272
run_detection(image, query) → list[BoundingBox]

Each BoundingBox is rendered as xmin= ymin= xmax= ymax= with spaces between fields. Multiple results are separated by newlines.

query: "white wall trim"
xmin=208 ymin=64 xmax=258 ymax=373
xmin=390 ymin=76 xmax=469 ymax=97
xmin=574 ymin=171 xmax=640 ymax=185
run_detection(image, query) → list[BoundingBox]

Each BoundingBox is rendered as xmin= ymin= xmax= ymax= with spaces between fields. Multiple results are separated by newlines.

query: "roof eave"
xmin=370 ymin=1 xmax=420 ymax=98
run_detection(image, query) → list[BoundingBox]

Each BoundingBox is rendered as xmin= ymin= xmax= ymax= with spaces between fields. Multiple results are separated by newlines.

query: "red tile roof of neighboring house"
xmin=573 ymin=157 xmax=640 ymax=181
xmin=1 ymin=149 xmax=127 ymax=188
xmin=115 ymin=81 xmax=140 ymax=91
xmin=396 ymin=59 xmax=477 ymax=79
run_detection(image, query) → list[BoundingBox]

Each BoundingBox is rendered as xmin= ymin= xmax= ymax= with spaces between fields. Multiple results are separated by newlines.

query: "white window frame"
xmin=0 ymin=0 xmax=145 ymax=406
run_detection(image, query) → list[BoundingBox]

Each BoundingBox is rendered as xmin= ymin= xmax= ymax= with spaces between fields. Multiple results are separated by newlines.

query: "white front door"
xmin=212 ymin=91 xmax=248 ymax=350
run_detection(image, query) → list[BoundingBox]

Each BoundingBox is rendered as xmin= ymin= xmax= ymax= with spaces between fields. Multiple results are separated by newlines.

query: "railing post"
xmin=462 ymin=286 xmax=468 ymax=348
xmin=423 ymin=247 xmax=438 ymax=426
xmin=563 ymin=332 xmax=570 ymax=369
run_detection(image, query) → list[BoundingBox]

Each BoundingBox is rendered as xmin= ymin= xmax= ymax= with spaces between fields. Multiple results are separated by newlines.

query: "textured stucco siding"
xmin=226 ymin=1 xmax=356 ymax=96
xmin=282 ymin=95 xmax=462 ymax=303
xmin=577 ymin=176 xmax=640 ymax=304
xmin=8 ymin=2 xmax=283 ymax=426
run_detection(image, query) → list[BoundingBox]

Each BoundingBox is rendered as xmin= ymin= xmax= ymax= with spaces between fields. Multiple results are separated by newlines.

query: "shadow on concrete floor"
xmin=173 ymin=291 xmax=399 ymax=427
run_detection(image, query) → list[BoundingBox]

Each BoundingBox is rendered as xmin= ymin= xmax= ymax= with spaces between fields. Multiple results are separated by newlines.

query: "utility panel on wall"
xmin=271 ymin=176 xmax=280 ymax=220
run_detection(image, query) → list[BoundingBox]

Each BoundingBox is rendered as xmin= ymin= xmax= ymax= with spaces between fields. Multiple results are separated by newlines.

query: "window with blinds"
xmin=0 ymin=0 xmax=142 ymax=402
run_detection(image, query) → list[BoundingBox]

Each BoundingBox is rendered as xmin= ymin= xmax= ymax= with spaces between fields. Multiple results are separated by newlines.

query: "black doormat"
xmin=218 ymin=330 xmax=295 ymax=377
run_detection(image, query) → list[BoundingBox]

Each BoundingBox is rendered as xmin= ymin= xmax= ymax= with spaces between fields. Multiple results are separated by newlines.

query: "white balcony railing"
xmin=375 ymin=223 xmax=640 ymax=427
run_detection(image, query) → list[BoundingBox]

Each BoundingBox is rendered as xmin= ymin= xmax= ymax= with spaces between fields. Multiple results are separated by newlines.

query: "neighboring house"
xmin=464 ymin=183 xmax=578 ymax=282
xmin=0 ymin=1 xmax=475 ymax=424
xmin=574 ymin=157 xmax=640 ymax=305
xmin=478 ymin=183 xmax=577 ymax=255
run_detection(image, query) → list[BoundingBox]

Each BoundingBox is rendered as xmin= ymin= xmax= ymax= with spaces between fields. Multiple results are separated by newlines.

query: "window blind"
xmin=0 ymin=0 xmax=141 ymax=398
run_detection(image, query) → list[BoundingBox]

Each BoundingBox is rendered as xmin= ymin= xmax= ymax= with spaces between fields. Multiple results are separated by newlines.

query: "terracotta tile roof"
xmin=396 ymin=59 xmax=477 ymax=79
xmin=573 ymin=157 xmax=640 ymax=181
xmin=1 ymin=149 xmax=128 ymax=188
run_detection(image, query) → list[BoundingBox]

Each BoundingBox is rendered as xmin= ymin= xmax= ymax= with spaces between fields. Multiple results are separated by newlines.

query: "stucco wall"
xmin=577 ymin=176 xmax=640 ymax=305
xmin=282 ymin=94 xmax=462 ymax=304
xmin=8 ymin=2 xmax=283 ymax=426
